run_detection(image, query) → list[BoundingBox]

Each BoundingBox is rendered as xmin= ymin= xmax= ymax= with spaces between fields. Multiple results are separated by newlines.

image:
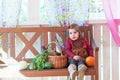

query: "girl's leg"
xmin=68 ymin=59 xmax=78 ymax=80
xmin=77 ymin=60 xmax=87 ymax=80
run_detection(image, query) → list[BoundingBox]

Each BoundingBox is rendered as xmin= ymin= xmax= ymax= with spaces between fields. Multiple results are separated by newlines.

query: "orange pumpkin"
xmin=85 ymin=56 xmax=94 ymax=67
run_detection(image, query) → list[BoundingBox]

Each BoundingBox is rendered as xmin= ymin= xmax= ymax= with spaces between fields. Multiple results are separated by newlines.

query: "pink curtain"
xmin=102 ymin=0 xmax=120 ymax=46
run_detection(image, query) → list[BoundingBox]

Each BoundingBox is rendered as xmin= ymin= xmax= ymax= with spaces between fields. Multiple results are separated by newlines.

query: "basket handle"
xmin=47 ymin=41 xmax=63 ymax=56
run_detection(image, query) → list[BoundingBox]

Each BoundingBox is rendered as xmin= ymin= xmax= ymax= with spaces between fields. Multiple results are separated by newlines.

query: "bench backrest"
xmin=0 ymin=25 xmax=93 ymax=61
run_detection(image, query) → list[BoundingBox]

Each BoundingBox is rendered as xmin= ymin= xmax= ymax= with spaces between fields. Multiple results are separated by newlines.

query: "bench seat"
xmin=21 ymin=67 xmax=94 ymax=77
xmin=0 ymin=25 xmax=99 ymax=80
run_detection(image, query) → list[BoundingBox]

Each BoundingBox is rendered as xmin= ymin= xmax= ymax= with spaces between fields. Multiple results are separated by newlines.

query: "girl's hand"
xmin=73 ymin=55 xmax=81 ymax=61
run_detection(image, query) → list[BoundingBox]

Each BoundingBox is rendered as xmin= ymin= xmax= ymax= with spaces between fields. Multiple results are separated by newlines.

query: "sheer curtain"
xmin=0 ymin=0 xmax=22 ymax=27
xmin=45 ymin=0 xmax=89 ymax=27
xmin=102 ymin=0 xmax=120 ymax=46
xmin=0 ymin=0 xmax=22 ymax=57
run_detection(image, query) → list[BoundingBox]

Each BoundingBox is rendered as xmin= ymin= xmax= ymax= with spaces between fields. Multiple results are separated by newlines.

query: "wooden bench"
xmin=0 ymin=25 xmax=99 ymax=80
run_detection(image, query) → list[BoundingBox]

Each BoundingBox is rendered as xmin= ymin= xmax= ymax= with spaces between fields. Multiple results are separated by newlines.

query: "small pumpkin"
xmin=85 ymin=56 xmax=94 ymax=67
xmin=18 ymin=61 xmax=28 ymax=70
xmin=28 ymin=61 xmax=36 ymax=70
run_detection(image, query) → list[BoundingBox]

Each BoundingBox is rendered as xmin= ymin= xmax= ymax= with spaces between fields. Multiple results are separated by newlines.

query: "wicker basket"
xmin=47 ymin=42 xmax=68 ymax=69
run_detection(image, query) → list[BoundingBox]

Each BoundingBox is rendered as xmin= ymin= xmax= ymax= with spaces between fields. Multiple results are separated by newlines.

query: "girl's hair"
xmin=67 ymin=24 xmax=82 ymax=39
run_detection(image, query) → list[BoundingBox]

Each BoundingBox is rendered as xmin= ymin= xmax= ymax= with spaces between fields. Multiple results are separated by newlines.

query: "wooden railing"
xmin=0 ymin=23 xmax=119 ymax=80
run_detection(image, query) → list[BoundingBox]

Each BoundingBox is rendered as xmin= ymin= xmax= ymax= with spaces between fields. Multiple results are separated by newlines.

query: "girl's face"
xmin=68 ymin=28 xmax=79 ymax=40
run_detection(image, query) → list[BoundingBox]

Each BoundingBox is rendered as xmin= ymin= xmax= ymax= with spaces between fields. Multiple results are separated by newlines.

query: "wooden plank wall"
xmin=93 ymin=23 xmax=119 ymax=80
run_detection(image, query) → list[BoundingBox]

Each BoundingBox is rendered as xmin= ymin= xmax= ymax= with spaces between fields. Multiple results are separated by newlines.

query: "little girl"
xmin=65 ymin=24 xmax=93 ymax=80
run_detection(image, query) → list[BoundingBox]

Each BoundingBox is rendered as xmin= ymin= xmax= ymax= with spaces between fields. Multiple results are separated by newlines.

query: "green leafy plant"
xmin=28 ymin=50 xmax=50 ymax=71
